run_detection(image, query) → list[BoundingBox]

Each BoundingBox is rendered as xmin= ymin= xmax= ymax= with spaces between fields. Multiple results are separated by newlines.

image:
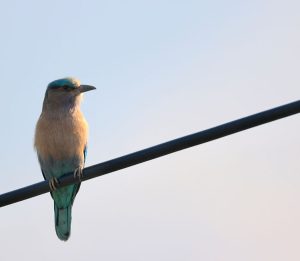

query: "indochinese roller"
xmin=34 ymin=77 xmax=96 ymax=241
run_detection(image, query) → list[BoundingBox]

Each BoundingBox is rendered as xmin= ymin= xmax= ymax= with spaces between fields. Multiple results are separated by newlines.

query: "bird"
xmin=34 ymin=77 xmax=96 ymax=241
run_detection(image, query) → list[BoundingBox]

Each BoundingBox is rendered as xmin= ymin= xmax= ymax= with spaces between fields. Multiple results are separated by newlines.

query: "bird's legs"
xmin=48 ymin=167 xmax=83 ymax=191
xmin=49 ymin=177 xmax=59 ymax=192
xmin=74 ymin=166 xmax=84 ymax=181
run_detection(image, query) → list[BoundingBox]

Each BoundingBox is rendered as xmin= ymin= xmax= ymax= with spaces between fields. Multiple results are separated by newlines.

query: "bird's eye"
xmin=62 ymin=85 xmax=70 ymax=91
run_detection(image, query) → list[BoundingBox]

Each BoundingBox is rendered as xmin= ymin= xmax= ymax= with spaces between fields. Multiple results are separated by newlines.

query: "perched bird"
xmin=34 ymin=77 xmax=96 ymax=241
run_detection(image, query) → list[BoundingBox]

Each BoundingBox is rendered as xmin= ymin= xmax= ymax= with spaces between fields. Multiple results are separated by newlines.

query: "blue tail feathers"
xmin=54 ymin=204 xmax=72 ymax=241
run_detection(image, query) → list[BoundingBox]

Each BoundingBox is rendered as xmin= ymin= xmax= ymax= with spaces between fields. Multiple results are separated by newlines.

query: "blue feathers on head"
xmin=47 ymin=77 xmax=81 ymax=90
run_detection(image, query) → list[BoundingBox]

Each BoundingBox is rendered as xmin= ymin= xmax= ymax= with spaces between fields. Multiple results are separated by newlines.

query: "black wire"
xmin=1 ymin=100 xmax=299 ymax=207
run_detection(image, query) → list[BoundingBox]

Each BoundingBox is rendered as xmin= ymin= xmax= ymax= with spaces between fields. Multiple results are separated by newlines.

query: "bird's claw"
xmin=74 ymin=167 xmax=84 ymax=182
xmin=49 ymin=177 xmax=59 ymax=192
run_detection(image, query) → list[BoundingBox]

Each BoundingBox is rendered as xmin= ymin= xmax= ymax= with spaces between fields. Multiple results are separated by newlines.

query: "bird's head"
xmin=43 ymin=77 xmax=96 ymax=110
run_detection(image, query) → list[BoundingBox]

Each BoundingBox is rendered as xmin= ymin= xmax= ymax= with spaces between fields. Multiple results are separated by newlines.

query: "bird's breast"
xmin=34 ymin=110 xmax=88 ymax=162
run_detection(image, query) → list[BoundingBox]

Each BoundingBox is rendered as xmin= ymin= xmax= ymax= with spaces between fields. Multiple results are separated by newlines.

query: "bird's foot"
xmin=49 ymin=177 xmax=59 ymax=192
xmin=74 ymin=166 xmax=84 ymax=182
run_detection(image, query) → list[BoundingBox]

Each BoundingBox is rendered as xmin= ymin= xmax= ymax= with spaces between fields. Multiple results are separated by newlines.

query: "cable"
xmin=0 ymin=100 xmax=299 ymax=207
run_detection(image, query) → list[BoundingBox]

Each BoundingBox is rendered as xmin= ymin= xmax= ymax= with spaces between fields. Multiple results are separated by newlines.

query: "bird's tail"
xmin=54 ymin=203 xmax=72 ymax=241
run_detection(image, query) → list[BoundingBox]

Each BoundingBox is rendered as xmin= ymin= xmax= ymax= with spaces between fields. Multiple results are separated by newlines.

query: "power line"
xmin=0 ymin=100 xmax=299 ymax=208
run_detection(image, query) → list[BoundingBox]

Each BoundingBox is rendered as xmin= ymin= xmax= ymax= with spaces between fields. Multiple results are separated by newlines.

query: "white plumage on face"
xmin=44 ymin=78 xmax=82 ymax=108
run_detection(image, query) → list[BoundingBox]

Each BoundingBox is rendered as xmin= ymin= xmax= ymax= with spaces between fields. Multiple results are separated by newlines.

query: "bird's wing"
xmin=41 ymin=169 xmax=47 ymax=181
xmin=83 ymin=145 xmax=87 ymax=163
xmin=71 ymin=145 xmax=87 ymax=198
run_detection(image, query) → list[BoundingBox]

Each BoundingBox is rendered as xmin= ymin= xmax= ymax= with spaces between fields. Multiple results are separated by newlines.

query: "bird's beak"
xmin=79 ymin=85 xmax=96 ymax=93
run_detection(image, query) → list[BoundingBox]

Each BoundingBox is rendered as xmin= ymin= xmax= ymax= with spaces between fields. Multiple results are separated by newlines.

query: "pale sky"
xmin=0 ymin=1 xmax=299 ymax=260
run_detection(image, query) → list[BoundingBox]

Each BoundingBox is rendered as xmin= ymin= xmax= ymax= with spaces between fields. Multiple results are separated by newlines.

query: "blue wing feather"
xmin=83 ymin=145 xmax=87 ymax=163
